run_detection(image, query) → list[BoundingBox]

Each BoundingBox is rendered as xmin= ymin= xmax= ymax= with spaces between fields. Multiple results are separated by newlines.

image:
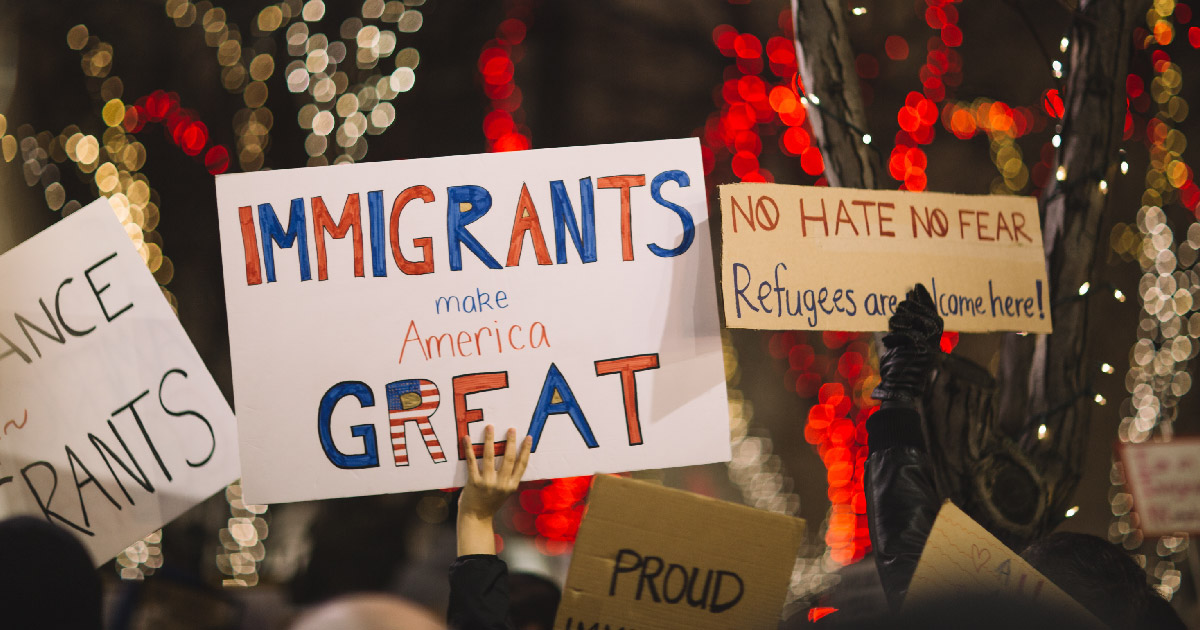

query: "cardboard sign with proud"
xmin=905 ymin=502 xmax=1101 ymax=626
xmin=1119 ymin=438 xmax=1200 ymax=535
xmin=720 ymin=183 xmax=1052 ymax=333
xmin=215 ymin=139 xmax=730 ymax=504
xmin=0 ymin=199 xmax=239 ymax=564
xmin=555 ymin=475 xmax=805 ymax=630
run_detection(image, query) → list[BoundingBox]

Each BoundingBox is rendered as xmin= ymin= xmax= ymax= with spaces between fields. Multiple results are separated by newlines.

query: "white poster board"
xmin=215 ymin=138 xmax=730 ymax=504
xmin=0 ymin=199 xmax=239 ymax=564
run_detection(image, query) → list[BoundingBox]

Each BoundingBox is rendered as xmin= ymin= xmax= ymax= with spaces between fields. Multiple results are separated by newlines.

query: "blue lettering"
xmin=527 ymin=363 xmax=598 ymax=451
xmin=647 ymin=170 xmax=695 ymax=258
xmin=259 ymin=199 xmax=312 ymax=282
xmin=446 ymin=185 xmax=502 ymax=271
xmin=550 ymin=177 xmax=597 ymax=264
xmin=317 ymin=381 xmax=380 ymax=469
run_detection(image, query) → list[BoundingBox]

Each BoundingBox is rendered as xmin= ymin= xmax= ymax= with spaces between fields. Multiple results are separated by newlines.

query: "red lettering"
xmin=800 ymin=198 xmax=829 ymax=236
xmin=595 ymin=354 xmax=660 ymax=445
xmin=1013 ymin=211 xmax=1033 ymax=243
xmin=834 ymin=200 xmax=859 ymax=236
xmin=453 ymin=372 xmax=510 ymax=459
xmin=390 ymin=185 xmax=436 ymax=275
xmin=996 ymin=211 xmax=1014 ymax=242
xmin=312 ymin=194 xmax=364 ymax=281
xmin=958 ymin=209 xmax=975 ymax=240
xmin=506 ymin=183 xmax=552 ymax=266
xmin=598 ymin=175 xmax=645 ymax=261
xmin=238 ymin=205 xmax=262 ymax=285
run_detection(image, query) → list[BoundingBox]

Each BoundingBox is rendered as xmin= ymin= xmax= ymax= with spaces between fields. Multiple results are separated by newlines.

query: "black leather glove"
xmin=872 ymin=283 xmax=943 ymax=406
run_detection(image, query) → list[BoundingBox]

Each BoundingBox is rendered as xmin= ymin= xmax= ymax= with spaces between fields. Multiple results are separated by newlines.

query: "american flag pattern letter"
xmin=385 ymin=379 xmax=447 ymax=466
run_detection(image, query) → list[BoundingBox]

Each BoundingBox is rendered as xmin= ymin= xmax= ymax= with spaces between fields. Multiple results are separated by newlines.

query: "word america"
xmin=235 ymin=171 xmax=696 ymax=285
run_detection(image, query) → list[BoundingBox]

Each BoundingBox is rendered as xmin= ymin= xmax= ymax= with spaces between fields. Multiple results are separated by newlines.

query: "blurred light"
xmin=1079 ymin=282 xmax=1091 ymax=296
xmin=1060 ymin=37 xmax=1070 ymax=52
xmin=1057 ymin=165 xmax=1067 ymax=181
xmin=1095 ymin=393 xmax=1107 ymax=405
xmin=1052 ymin=60 xmax=1063 ymax=78
xmin=851 ymin=7 xmax=867 ymax=15
xmin=1038 ymin=424 xmax=1048 ymax=440
xmin=1065 ymin=506 xmax=1080 ymax=518
xmin=1102 ymin=363 xmax=1115 ymax=374
xmin=1121 ymin=160 xmax=1130 ymax=174
xmin=862 ymin=133 xmax=872 ymax=144
xmin=1114 ymin=288 xmax=1126 ymax=302
xmin=1100 ymin=179 xmax=1109 ymax=194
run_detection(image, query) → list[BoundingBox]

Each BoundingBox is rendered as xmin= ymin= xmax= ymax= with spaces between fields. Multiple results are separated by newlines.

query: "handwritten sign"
xmin=555 ymin=475 xmax=805 ymax=630
xmin=905 ymin=501 xmax=1098 ymax=625
xmin=0 ymin=199 xmax=239 ymax=564
xmin=1119 ymin=438 xmax=1200 ymax=535
xmin=215 ymin=139 xmax=730 ymax=504
xmin=720 ymin=184 xmax=1052 ymax=333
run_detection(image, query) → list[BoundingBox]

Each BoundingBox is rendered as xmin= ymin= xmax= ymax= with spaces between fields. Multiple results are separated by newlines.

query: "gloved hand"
xmin=872 ymin=283 xmax=943 ymax=406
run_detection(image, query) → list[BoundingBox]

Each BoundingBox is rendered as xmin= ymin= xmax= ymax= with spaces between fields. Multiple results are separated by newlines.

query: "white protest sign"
xmin=1119 ymin=438 xmax=1200 ymax=535
xmin=0 ymin=199 xmax=239 ymax=564
xmin=215 ymin=138 xmax=730 ymax=504
xmin=720 ymin=183 xmax=1053 ymax=333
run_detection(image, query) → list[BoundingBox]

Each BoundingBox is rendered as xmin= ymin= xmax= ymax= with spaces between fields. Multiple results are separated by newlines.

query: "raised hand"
xmin=457 ymin=425 xmax=532 ymax=555
xmin=872 ymin=283 xmax=944 ymax=406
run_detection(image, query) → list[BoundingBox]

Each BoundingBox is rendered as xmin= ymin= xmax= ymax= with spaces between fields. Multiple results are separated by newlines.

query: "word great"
xmin=317 ymin=354 xmax=660 ymax=468
xmin=236 ymin=171 xmax=696 ymax=285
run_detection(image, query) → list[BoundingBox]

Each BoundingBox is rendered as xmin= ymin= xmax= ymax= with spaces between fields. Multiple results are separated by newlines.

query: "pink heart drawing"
xmin=971 ymin=544 xmax=991 ymax=572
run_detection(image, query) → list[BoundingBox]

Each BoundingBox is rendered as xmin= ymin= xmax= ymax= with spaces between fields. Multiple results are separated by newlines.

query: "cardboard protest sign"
xmin=1119 ymin=438 xmax=1200 ymax=535
xmin=720 ymin=183 xmax=1052 ymax=333
xmin=905 ymin=501 xmax=1100 ymax=625
xmin=215 ymin=138 xmax=730 ymax=504
xmin=555 ymin=475 xmax=805 ymax=630
xmin=0 ymin=199 xmax=239 ymax=564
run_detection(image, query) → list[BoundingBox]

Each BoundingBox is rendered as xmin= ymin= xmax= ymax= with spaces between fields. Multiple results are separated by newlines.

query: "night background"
xmin=0 ymin=0 xmax=1197 ymax=626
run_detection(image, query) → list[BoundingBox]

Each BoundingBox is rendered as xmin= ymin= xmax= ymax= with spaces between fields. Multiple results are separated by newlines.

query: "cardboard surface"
xmin=720 ymin=183 xmax=1052 ymax=333
xmin=215 ymin=139 xmax=731 ymax=504
xmin=905 ymin=501 xmax=1100 ymax=625
xmin=555 ymin=475 xmax=805 ymax=630
xmin=0 ymin=199 xmax=239 ymax=564
xmin=1119 ymin=438 xmax=1200 ymax=535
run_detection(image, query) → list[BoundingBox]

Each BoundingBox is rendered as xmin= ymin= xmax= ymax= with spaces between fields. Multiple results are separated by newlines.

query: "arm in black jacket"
xmin=864 ymin=403 xmax=940 ymax=612
xmin=447 ymin=554 xmax=513 ymax=630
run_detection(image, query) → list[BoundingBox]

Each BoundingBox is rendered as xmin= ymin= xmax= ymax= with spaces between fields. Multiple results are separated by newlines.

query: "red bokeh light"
xmin=884 ymin=35 xmax=909 ymax=60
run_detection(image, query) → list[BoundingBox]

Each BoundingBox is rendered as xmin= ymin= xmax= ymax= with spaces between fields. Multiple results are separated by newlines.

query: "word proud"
xmin=235 ymin=171 xmax=697 ymax=285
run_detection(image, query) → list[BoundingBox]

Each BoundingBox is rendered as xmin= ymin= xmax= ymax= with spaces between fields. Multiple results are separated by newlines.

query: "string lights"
xmin=1107 ymin=0 xmax=1195 ymax=602
xmin=0 ymin=21 xmax=228 ymax=579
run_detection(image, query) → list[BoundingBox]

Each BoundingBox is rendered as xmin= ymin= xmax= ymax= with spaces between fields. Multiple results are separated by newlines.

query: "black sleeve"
xmin=447 ymin=554 xmax=513 ymax=630
xmin=864 ymin=404 xmax=940 ymax=612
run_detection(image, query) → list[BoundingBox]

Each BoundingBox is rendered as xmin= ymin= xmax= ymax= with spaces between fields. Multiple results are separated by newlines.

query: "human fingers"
xmin=481 ymin=424 xmax=496 ymax=476
xmin=462 ymin=435 xmax=480 ymax=484
xmin=498 ymin=428 xmax=518 ymax=480
xmin=512 ymin=435 xmax=533 ymax=481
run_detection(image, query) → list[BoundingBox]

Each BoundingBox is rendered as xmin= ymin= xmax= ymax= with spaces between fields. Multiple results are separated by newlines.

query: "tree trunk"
xmin=792 ymin=0 xmax=1146 ymax=547
xmin=791 ymin=0 xmax=880 ymax=189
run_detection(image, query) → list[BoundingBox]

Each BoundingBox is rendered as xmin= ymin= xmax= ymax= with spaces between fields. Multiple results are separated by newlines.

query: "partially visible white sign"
xmin=1120 ymin=438 xmax=1200 ymax=535
xmin=0 ymin=199 xmax=239 ymax=564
